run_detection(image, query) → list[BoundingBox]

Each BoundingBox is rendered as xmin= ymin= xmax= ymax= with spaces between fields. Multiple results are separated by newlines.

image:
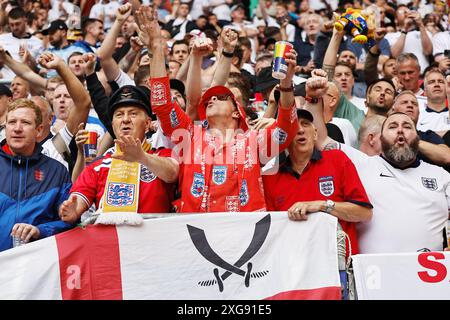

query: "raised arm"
xmin=97 ymin=3 xmax=133 ymax=82
xmin=364 ymin=28 xmax=387 ymax=85
xmin=409 ymin=11 xmax=432 ymax=56
xmin=138 ymin=5 xmax=192 ymax=137
xmin=322 ymin=27 xmax=344 ymax=81
xmin=259 ymin=48 xmax=299 ymax=160
xmin=38 ymin=53 xmax=91 ymax=136
xmin=0 ymin=46 xmax=46 ymax=94
xmin=303 ymin=69 xmax=331 ymax=149
xmin=210 ymin=28 xmax=238 ymax=87
xmin=186 ymin=37 xmax=214 ymax=120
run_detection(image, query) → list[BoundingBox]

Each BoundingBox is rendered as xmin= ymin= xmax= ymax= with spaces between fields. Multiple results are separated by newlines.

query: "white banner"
xmin=353 ymin=252 xmax=450 ymax=300
xmin=0 ymin=212 xmax=340 ymax=300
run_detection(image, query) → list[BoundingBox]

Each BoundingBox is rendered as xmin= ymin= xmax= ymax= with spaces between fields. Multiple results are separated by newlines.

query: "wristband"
xmin=278 ymin=84 xmax=294 ymax=92
xmin=305 ymin=96 xmax=320 ymax=104
xmin=222 ymin=50 xmax=234 ymax=58
xmin=401 ymin=30 xmax=408 ymax=35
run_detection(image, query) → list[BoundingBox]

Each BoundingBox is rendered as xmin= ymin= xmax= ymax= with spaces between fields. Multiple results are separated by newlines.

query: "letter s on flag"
xmin=417 ymin=252 xmax=447 ymax=283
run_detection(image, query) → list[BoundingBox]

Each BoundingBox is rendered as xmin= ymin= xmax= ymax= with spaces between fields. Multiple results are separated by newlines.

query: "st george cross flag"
xmin=0 ymin=212 xmax=340 ymax=300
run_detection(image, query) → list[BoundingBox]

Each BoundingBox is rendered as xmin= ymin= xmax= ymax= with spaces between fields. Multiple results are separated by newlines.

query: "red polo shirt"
xmin=263 ymin=149 xmax=372 ymax=255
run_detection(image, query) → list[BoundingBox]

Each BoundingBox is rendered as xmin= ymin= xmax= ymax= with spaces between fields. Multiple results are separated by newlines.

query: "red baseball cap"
xmin=198 ymin=86 xmax=248 ymax=131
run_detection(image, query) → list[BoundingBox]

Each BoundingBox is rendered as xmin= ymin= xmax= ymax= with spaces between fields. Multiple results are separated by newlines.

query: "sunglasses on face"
xmin=209 ymin=94 xmax=232 ymax=102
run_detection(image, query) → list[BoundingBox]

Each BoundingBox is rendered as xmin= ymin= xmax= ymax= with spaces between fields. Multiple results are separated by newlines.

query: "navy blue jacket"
xmin=0 ymin=142 xmax=73 ymax=252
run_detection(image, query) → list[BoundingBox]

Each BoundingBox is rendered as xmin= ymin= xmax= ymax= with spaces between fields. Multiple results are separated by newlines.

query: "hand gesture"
xmin=111 ymin=135 xmax=146 ymax=164
xmin=59 ymin=194 xmax=80 ymax=223
xmin=135 ymin=5 xmax=162 ymax=49
xmin=83 ymin=52 xmax=97 ymax=75
xmin=250 ymin=117 xmax=276 ymax=130
xmin=0 ymin=45 xmax=9 ymax=64
xmin=18 ymin=41 xmax=29 ymax=63
xmin=38 ymin=52 xmax=63 ymax=70
xmin=283 ymin=48 xmax=298 ymax=83
xmin=130 ymin=36 xmax=144 ymax=52
xmin=306 ymin=69 xmax=329 ymax=98
xmin=408 ymin=11 xmax=423 ymax=28
xmin=11 ymin=223 xmax=40 ymax=243
xmin=221 ymin=27 xmax=239 ymax=53
xmin=192 ymin=37 xmax=214 ymax=57
xmin=391 ymin=76 xmax=403 ymax=91
xmin=303 ymin=59 xmax=316 ymax=74
xmin=438 ymin=57 xmax=450 ymax=73
xmin=117 ymin=2 xmax=132 ymax=24
xmin=373 ymin=27 xmax=387 ymax=43
xmin=75 ymin=123 xmax=88 ymax=154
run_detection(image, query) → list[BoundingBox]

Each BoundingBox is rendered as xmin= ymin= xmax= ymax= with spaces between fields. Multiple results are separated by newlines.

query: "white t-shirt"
xmin=41 ymin=125 xmax=73 ymax=170
xmin=203 ymin=0 xmax=231 ymax=22
xmin=48 ymin=1 xmax=77 ymax=22
xmin=0 ymin=33 xmax=44 ymax=81
xmin=417 ymin=107 xmax=450 ymax=132
xmin=340 ymin=143 xmax=450 ymax=254
xmin=330 ymin=117 xmax=358 ymax=148
xmin=432 ymin=31 xmax=450 ymax=57
xmin=90 ymin=1 xmax=121 ymax=30
xmin=385 ymin=30 xmax=433 ymax=73
xmin=115 ymin=69 xmax=135 ymax=87
xmin=349 ymin=96 xmax=368 ymax=114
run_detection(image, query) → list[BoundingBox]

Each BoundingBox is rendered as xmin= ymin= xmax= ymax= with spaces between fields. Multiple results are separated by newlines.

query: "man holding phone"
xmin=385 ymin=5 xmax=433 ymax=73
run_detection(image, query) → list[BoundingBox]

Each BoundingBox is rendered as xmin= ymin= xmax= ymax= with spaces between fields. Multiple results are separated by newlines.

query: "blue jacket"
xmin=0 ymin=142 xmax=73 ymax=252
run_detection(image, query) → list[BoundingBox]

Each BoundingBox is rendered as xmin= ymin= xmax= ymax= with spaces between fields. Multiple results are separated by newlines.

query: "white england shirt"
xmin=417 ymin=107 xmax=450 ymax=132
xmin=340 ymin=143 xmax=450 ymax=254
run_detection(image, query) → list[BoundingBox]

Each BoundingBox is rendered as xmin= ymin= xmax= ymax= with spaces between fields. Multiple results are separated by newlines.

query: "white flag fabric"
xmin=0 ymin=212 xmax=341 ymax=300
xmin=353 ymin=252 xmax=450 ymax=300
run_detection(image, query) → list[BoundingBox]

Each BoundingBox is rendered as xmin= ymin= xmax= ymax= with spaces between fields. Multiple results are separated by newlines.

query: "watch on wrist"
xmin=325 ymin=199 xmax=335 ymax=214
xmin=305 ymin=96 xmax=320 ymax=104
xmin=222 ymin=50 xmax=234 ymax=58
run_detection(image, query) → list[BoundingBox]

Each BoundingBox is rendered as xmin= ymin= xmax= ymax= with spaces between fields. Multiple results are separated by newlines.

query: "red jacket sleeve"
xmin=258 ymin=103 xmax=299 ymax=160
xmin=150 ymin=76 xmax=193 ymax=141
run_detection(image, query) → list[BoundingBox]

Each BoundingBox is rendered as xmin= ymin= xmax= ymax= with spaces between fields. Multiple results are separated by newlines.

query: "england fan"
xmin=304 ymin=70 xmax=450 ymax=254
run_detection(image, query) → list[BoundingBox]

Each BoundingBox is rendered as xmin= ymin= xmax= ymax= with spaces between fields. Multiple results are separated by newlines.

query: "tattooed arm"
xmin=322 ymin=28 xmax=344 ymax=81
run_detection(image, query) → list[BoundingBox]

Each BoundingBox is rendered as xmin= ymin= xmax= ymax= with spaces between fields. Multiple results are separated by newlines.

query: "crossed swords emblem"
xmin=187 ymin=214 xmax=271 ymax=292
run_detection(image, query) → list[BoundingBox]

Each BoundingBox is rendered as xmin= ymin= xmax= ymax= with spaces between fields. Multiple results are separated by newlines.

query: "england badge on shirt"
xmin=212 ymin=165 xmax=227 ymax=185
xmin=272 ymin=127 xmax=288 ymax=144
xmin=106 ymin=183 xmax=136 ymax=206
xmin=421 ymin=177 xmax=438 ymax=191
xmin=319 ymin=176 xmax=335 ymax=197
xmin=191 ymin=173 xmax=205 ymax=197
xmin=140 ymin=165 xmax=156 ymax=183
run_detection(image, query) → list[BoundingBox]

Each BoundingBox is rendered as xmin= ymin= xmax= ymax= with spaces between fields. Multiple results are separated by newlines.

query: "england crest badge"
xmin=421 ymin=177 xmax=438 ymax=191
xmin=212 ymin=165 xmax=227 ymax=185
xmin=239 ymin=179 xmax=250 ymax=206
xmin=191 ymin=173 xmax=205 ymax=198
xmin=319 ymin=176 xmax=335 ymax=197
xmin=106 ymin=183 xmax=136 ymax=206
xmin=140 ymin=165 xmax=156 ymax=183
xmin=272 ymin=127 xmax=288 ymax=145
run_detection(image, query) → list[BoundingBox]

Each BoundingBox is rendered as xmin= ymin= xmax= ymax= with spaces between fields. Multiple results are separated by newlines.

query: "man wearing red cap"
xmin=139 ymin=6 xmax=299 ymax=213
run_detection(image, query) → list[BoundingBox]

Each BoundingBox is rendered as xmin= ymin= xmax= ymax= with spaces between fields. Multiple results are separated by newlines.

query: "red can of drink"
xmin=83 ymin=131 xmax=98 ymax=162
